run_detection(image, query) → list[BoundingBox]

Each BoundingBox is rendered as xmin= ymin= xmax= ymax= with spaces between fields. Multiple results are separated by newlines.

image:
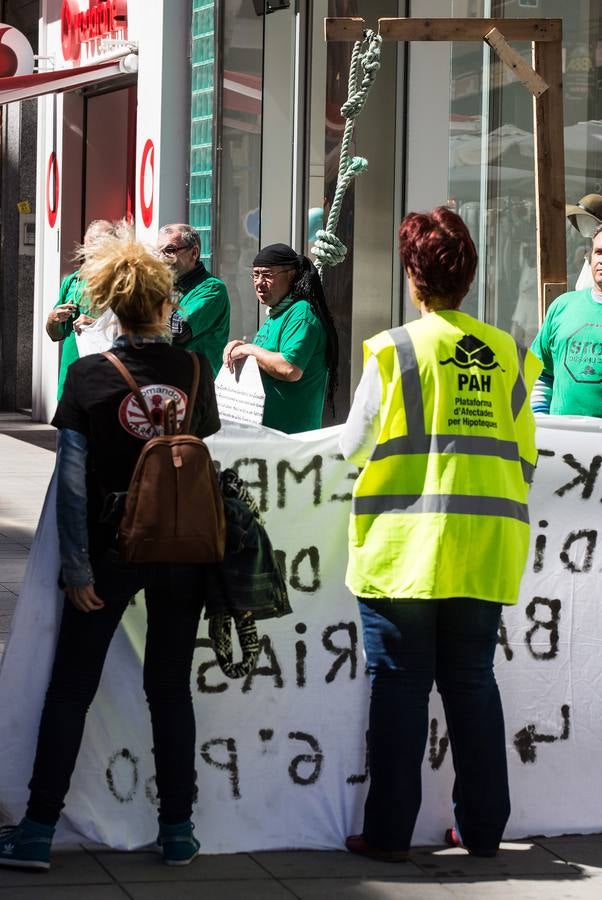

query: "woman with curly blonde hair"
xmin=0 ymin=230 xmax=220 ymax=871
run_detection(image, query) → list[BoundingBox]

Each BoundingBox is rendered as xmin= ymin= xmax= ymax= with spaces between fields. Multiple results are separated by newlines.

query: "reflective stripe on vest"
xmin=358 ymin=325 xmax=529 ymax=524
xmin=352 ymin=493 xmax=529 ymax=522
xmin=511 ymin=342 xmax=527 ymax=420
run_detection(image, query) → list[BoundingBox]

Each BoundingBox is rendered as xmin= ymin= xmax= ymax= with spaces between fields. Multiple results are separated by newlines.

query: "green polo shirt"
xmin=53 ymin=271 xmax=87 ymax=400
xmin=177 ymin=267 xmax=230 ymax=376
xmin=253 ymin=297 xmax=327 ymax=433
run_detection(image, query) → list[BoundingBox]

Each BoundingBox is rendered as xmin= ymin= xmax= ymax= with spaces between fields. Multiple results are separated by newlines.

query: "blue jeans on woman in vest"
xmin=356 ymin=596 xmax=510 ymax=855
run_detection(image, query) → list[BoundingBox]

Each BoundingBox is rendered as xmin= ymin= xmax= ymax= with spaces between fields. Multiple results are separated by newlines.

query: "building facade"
xmin=2 ymin=0 xmax=601 ymax=421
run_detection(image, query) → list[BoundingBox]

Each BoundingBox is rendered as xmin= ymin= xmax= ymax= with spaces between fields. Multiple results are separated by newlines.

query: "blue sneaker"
xmin=0 ymin=818 xmax=54 ymax=871
xmin=157 ymin=820 xmax=200 ymax=866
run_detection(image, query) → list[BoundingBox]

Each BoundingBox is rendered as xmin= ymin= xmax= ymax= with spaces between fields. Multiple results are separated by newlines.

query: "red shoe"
xmin=345 ymin=834 xmax=409 ymax=863
xmin=444 ymin=827 xmax=497 ymax=858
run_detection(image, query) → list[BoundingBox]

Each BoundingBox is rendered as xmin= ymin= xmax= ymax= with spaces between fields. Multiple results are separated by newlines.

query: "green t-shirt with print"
xmin=253 ymin=297 xmax=327 ymax=433
xmin=531 ymin=288 xmax=602 ymax=416
xmin=54 ymin=271 xmax=87 ymax=400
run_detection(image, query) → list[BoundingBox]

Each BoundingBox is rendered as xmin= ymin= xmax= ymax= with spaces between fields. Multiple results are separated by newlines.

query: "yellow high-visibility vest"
xmin=346 ymin=310 xmax=542 ymax=604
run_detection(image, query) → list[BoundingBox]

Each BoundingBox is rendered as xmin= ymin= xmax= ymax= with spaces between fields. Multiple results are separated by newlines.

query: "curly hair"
xmin=78 ymin=226 xmax=174 ymax=338
xmin=398 ymin=206 xmax=477 ymax=308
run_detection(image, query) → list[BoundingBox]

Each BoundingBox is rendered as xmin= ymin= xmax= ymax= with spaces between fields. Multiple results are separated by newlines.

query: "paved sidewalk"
xmin=1 ymin=412 xmax=602 ymax=899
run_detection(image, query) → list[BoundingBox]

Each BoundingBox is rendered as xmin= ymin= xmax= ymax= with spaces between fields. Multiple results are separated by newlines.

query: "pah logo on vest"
xmin=440 ymin=334 xmax=503 ymax=393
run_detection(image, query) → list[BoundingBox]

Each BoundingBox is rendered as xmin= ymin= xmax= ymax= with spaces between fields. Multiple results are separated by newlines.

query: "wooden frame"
xmin=325 ymin=17 xmax=567 ymax=322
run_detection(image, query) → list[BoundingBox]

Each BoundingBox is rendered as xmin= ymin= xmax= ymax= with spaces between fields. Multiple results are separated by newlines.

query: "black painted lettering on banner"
xmin=533 ymin=520 xmax=548 ymax=573
xmin=290 ymin=547 xmax=321 ymax=593
xmin=295 ymin=622 xmax=307 ymax=687
xmin=259 ymin=729 xmax=274 ymax=744
xmin=322 ymin=621 xmax=358 ymax=683
xmin=525 ymin=598 xmax=561 ymax=660
xmin=560 ymin=529 xmax=597 ymax=572
xmin=195 ymin=638 xmax=228 ymax=694
xmin=513 ymin=705 xmax=570 ymax=763
xmin=346 ymin=730 xmax=369 ymax=784
xmin=242 ymin=634 xmax=284 ymax=693
xmin=429 ymin=718 xmax=449 ymax=770
xmin=200 ymin=737 xmax=241 ymax=799
xmin=277 ymin=456 xmax=322 ymax=508
xmin=106 ymin=748 xmax=139 ymax=803
xmin=145 ymin=774 xmax=159 ymax=806
xmin=497 ymin=614 xmax=514 ymax=661
xmin=288 ymin=731 xmax=323 ymax=785
xmin=555 ymin=454 xmax=602 ymax=499
xmin=329 ymin=453 xmax=359 ymax=502
xmin=231 ymin=458 xmax=269 ymax=511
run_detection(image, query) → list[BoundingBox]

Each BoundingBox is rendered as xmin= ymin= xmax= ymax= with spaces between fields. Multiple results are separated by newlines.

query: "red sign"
xmin=0 ymin=23 xmax=35 ymax=76
xmin=139 ymin=139 xmax=154 ymax=228
xmin=46 ymin=152 xmax=59 ymax=229
xmin=61 ymin=0 xmax=128 ymax=62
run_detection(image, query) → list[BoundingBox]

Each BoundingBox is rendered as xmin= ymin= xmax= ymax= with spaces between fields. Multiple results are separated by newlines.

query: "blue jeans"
xmin=27 ymin=551 xmax=205 ymax=827
xmin=358 ymin=597 xmax=510 ymax=852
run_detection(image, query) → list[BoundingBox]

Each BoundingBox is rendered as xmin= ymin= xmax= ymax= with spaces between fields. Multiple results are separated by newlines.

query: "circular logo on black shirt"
xmin=118 ymin=384 xmax=187 ymax=440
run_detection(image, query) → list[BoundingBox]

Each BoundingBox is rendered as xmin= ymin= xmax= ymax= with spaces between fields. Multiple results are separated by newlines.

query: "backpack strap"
xmin=181 ymin=352 xmax=200 ymax=433
xmin=102 ymin=351 xmax=159 ymax=436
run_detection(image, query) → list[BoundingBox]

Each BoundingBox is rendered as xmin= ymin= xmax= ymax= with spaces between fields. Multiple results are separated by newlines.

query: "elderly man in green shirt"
xmin=157 ymin=224 xmax=230 ymax=375
xmin=223 ymin=243 xmax=339 ymax=433
xmin=46 ymin=219 xmax=114 ymax=399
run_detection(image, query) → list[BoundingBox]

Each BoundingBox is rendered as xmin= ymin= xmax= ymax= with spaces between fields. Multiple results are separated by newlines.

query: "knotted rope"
xmin=312 ymin=28 xmax=382 ymax=277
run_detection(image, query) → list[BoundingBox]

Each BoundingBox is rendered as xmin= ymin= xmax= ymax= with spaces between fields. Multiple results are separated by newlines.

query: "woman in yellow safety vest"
xmin=341 ymin=206 xmax=541 ymax=862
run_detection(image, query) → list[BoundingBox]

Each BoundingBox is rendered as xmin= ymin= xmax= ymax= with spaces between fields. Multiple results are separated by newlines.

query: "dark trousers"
xmin=27 ymin=552 xmax=205 ymax=827
xmin=358 ymin=597 xmax=510 ymax=853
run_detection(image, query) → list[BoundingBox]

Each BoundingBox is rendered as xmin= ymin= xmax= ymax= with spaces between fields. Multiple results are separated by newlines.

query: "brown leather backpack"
xmin=102 ymin=350 xmax=226 ymax=564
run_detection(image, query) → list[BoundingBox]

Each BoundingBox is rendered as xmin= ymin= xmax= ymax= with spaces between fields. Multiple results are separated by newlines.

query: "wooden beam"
xmin=533 ymin=39 xmax=567 ymax=320
xmin=484 ymin=27 xmax=548 ymax=97
xmin=324 ymin=17 xmax=365 ymax=43
xmin=376 ymin=18 xmax=562 ymax=43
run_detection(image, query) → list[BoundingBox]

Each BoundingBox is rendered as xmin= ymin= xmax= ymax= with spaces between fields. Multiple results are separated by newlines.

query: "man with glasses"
xmin=223 ymin=243 xmax=338 ymax=433
xmin=157 ymin=224 xmax=230 ymax=375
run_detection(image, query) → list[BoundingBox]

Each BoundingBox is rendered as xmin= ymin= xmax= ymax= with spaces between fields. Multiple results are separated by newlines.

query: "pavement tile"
xmin=0 ymin=888 xmax=128 ymax=900
xmin=96 ymin=850 xmax=267 ymax=882
xmin=0 ymin=563 xmax=27 ymax=582
xmin=283 ymin=879 xmax=455 ymax=899
xmin=535 ymin=838 xmax=602 ymax=871
xmin=410 ymin=842 xmax=581 ymax=879
xmin=445 ymin=876 xmax=602 ymax=899
xmin=0 ymin=848 xmax=112 ymax=887
xmin=250 ymin=850 xmax=425 ymax=880
xmin=126 ymin=880 xmax=296 ymax=899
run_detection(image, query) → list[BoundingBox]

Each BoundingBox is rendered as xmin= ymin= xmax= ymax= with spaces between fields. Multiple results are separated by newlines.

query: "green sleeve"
xmin=52 ymin=272 xmax=80 ymax=339
xmin=531 ymin=302 xmax=556 ymax=378
xmin=183 ymin=279 xmax=230 ymax=338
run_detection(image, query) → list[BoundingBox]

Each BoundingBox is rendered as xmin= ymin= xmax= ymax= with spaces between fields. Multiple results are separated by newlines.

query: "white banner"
xmin=1 ymin=416 xmax=602 ymax=850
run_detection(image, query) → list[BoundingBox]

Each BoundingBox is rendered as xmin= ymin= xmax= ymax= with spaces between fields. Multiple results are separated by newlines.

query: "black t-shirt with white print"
xmin=52 ymin=342 xmax=220 ymax=554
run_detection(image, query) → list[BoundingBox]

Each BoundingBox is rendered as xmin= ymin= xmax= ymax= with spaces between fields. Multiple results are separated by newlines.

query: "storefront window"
xmin=446 ymin=0 xmax=602 ymax=344
xmin=190 ymin=0 xmax=216 ymax=265
xmin=213 ymin=0 xmax=263 ymax=340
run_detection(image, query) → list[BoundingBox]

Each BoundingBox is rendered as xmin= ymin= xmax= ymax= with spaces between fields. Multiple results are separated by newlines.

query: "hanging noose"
xmin=311 ymin=28 xmax=382 ymax=278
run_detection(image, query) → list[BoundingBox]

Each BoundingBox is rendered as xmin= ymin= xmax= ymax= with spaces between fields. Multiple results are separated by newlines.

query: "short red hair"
xmin=398 ymin=206 xmax=477 ymax=308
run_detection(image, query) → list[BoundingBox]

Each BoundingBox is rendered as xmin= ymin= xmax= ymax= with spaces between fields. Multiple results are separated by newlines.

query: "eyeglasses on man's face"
xmin=160 ymin=244 xmax=191 ymax=257
xmin=250 ymin=267 xmax=295 ymax=284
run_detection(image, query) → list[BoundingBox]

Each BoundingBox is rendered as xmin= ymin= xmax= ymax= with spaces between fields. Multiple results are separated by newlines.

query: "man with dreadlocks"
xmin=223 ymin=243 xmax=338 ymax=433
